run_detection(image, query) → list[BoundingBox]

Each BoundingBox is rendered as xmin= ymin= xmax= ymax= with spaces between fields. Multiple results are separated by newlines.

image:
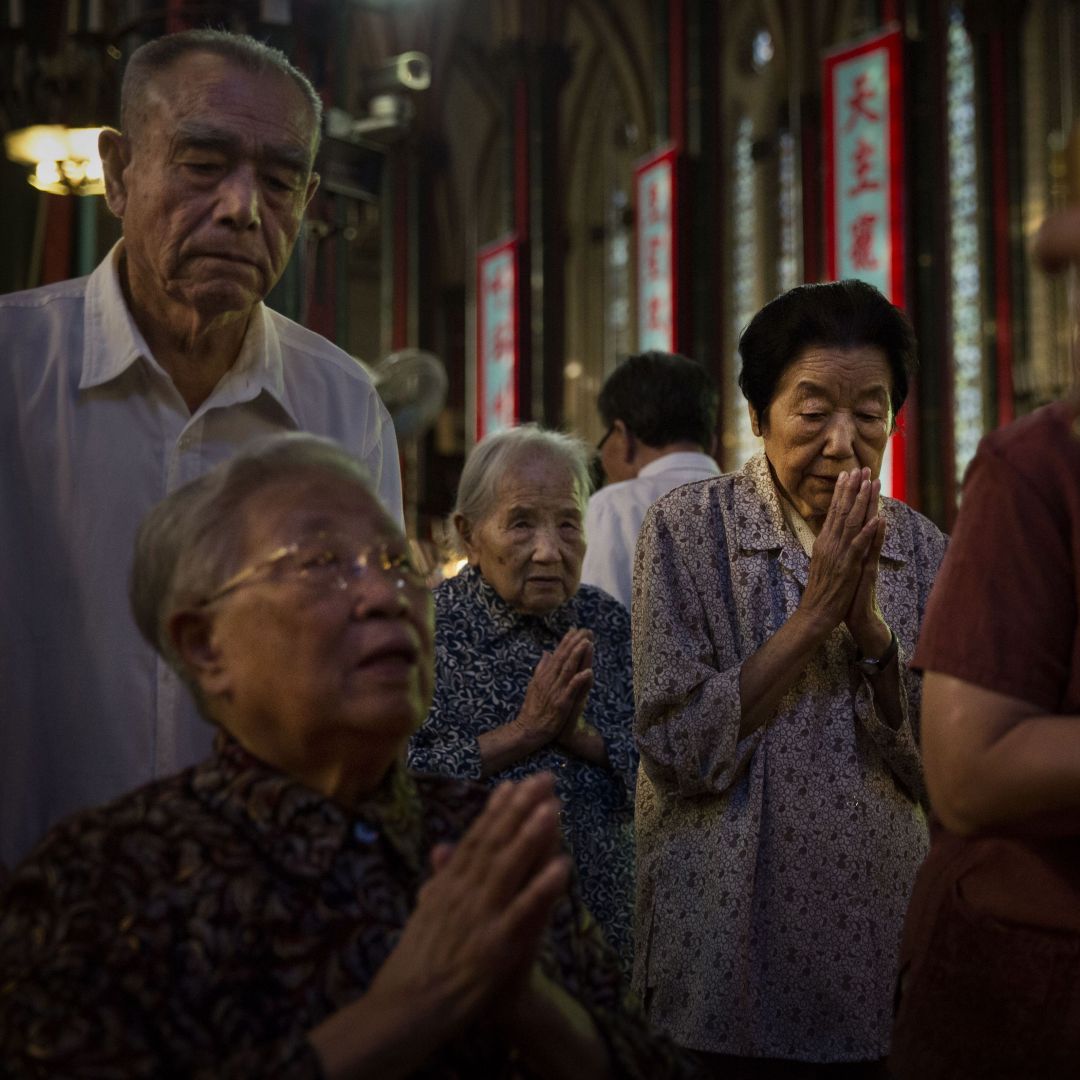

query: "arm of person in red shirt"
xmin=921 ymin=673 xmax=1080 ymax=837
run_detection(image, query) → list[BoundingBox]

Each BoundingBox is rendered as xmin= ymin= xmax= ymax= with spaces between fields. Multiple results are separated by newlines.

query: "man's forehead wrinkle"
xmin=170 ymin=119 xmax=313 ymax=173
xmin=143 ymin=61 xmax=315 ymax=153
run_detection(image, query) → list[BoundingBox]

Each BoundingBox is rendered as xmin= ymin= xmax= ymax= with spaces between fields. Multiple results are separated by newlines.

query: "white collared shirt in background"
xmin=581 ymin=451 xmax=720 ymax=608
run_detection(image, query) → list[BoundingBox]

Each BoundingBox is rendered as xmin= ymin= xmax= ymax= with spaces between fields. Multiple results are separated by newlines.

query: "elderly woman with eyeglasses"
xmin=0 ymin=434 xmax=694 ymax=1080
xmin=408 ymin=424 xmax=637 ymax=970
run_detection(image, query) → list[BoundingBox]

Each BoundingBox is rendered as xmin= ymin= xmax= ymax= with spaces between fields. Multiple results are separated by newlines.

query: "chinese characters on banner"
xmin=476 ymin=237 xmax=519 ymax=441
xmin=634 ymin=146 xmax=678 ymax=352
xmin=823 ymin=29 xmax=907 ymax=500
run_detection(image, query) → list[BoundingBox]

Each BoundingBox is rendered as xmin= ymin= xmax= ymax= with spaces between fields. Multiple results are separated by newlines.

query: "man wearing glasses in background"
xmin=582 ymin=351 xmax=719 ymax=608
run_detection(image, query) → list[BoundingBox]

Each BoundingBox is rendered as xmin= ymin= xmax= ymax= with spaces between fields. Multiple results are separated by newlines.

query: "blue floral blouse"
xmin=408 ymin=565 xmax=637 ymax=967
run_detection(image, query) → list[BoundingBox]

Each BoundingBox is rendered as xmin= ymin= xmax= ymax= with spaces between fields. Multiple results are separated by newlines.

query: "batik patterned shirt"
xmin=0 ymin=735 xmax=690 ymax=1078
xmin=408 ymin=566 xmax=637 ymax=968
xmin=632 ymin=452 xmax=947 ymax=1062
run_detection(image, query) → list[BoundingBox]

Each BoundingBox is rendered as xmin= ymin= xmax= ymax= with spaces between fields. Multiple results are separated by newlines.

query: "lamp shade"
xmin=4 ymin=125 xmax=107 ymax=196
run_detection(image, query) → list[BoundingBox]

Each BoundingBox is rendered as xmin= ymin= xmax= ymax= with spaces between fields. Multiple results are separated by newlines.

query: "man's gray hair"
xmin=130 ymin=433 xmax=374 ymax=712
xmin=121 ymin=28 xmax=323 ymax=156
xmin=452 ymin=424 xmax=592 ymax=545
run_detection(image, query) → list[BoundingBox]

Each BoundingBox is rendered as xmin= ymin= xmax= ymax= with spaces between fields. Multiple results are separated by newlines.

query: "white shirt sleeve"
xmin=367 ymin=397 xmax=404 ymax=528
xmin=581 ymin=491 xmax=633 ymax=608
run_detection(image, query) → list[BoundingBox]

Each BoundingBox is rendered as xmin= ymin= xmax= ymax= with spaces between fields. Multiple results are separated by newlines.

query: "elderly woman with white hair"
xmin=409 ymin=424 xmax=636 ymax=968
xmin=0 ymin=433 xmax=692 ymax=1079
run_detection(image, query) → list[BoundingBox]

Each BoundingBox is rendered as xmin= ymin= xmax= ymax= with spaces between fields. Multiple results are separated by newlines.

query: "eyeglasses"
xmin=198 ymin=534 xmax=427 ymax=607
xmin=597 ymin=425 xmax=615 ymax=451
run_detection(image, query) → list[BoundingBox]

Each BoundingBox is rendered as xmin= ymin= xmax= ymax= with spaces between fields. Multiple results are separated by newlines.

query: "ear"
xmin=99 ymin=128 xmax=131 ymax=220
xmin=453 ymin=513 xmax=479 ymax=566
xmin=748 ymin=401 xmax=764 ymax=438
xmin=303 ymin=171 xmax=320 ymax=212
xmin=167 ymin=610 xmax=231 ymax=699
xmin=613 ymin=419 xmax=635 ymax=464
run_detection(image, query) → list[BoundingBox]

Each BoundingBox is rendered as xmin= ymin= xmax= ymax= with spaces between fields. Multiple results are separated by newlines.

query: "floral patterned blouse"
xmin=632 ymin=453 xmax=947 ymax=1062
xmin=408 ymin=565 xmax=637 ymax=968
xmin=0 ymin=734 xmax=699 ymax=1078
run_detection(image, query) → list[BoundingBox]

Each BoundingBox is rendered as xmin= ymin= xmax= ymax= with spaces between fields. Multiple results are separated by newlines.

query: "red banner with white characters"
xmin=823 ymin=28 xmax=908 ymax=500
xmin=634 ymin=145 xmax=679 ymax=353
xmin=476 ymin=236 xmax=520 ymax=442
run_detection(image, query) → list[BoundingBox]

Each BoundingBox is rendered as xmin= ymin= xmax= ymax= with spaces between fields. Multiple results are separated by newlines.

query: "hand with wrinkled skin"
xmin=476 ymin=628 xmax=596 ymax=775
xmin=373 ymin=773 xmax=568 ymax=1021
xmin=311 ymin=773 xmax=605 ymax=1079
xmin=737 ymin=467 xmax=893 ymax=738
xmin=515 ymin=628 xmax=595 ymax=751
xmin=799 ymin=467 xmax=882 ymax=636
xmin=844 ymin=506 xmax=891 ymax=657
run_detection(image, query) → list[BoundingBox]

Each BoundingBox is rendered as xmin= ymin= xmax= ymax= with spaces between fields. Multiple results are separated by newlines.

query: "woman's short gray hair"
xmin=130 ymin=433 xmax=374 ymax=712
xmin=452 ymin=424 xmax=592 ymax=544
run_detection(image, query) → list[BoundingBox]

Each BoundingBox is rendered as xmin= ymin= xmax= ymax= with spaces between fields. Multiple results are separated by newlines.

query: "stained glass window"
xmin=727 ymin=114 xmax=761 ymax=470
xmin=947 ymin=7 xmax=986 ymax=492
xmin=778 ymin=130 xmax=800 ymax=293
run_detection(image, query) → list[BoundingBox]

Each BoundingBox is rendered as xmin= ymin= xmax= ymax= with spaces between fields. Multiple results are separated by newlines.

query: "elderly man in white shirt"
xmin=581 ymin=351 xmax=719 ymax=609
xmin=0 ymin=29 xmax=401 ymax=868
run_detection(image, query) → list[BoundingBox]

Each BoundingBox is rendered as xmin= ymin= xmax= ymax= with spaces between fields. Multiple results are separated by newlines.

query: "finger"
xmin=550 ymin=630 xmax=587 ymax=667
xmin=531 ymin=651 xmax=553 ymax=679
xmin=849 ymin=514 xmax=881 ymax=559
xmin=482 ymin=793 xmax=565 ymax=909
xmin=494 ymin=852 xmax=573 ymax=951
xmin=556 ymin=627 xmax=589 ymax=654
xmin=579 ymin=638 xmax=594 ymax=669
xmin=452 ymin=774 xmax=556 ymax=872
xmin=565 ymin=672 xmax=593 ymax=721
xmin=820 ymin=469 xmax=857 ymax=539
xmin=824 ymin=469 xmax=850 ymax=521
xmin=429 ymin=841 xmax=456 ymax=874
xmin=552 ymin=630 xmax=596 ymax=673
xmin=864 ymin=515 xmax=886 ymax=568
xmin=568 ymin=637 xmax=593 ymax=671
xmin=526 ymin=652 xmax=556 ymax=698
xmin=846 ymin=475 xmax=873 ymax=533
xmin=557 ymin=668 xmax=594 ymax=713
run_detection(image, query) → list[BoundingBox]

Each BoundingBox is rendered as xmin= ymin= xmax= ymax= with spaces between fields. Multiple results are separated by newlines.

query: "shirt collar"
xmin=637 ymin=451 xmax=720 ymax=479
xmin=733 ymin=450 xmax=909 ymax=565
xmin=80 ymin=242 xmax=153 ymax=389
xmin=457 ymin=563 xmax=581 ymax=639
xmin=191 ymin=732 xmax=428 ymax=879
xmin=778 ymin=492 xmax=818 ymax=556
xmin=79 ymin=241 xmax=298 ymax=425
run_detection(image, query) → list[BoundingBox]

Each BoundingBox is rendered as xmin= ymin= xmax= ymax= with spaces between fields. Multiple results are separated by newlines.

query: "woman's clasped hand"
xmin=514 ymin=628 xmax=595 ymax=751
xmin=800 ymin=467 xmax=890 ymax=655
xmin=313 ymin=773 xmax=596 ymax=1078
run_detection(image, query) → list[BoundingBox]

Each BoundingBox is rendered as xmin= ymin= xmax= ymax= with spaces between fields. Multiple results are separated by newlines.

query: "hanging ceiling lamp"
xmin=3 ymin=125 xmax=107 ymax=196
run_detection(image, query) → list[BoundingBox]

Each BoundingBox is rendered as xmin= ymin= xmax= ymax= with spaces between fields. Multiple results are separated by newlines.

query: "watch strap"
xmin=856 ymin=629 xmax=898 ymax=677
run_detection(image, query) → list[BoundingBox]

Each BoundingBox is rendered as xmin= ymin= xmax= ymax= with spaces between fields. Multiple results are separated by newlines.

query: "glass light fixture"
xmin=3 ymin=125 xmax=107 ymax=196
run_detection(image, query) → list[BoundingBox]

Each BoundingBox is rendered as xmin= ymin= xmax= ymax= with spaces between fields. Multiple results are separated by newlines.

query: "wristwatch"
xmin=856 ymin=629 xmax=898 ymax=677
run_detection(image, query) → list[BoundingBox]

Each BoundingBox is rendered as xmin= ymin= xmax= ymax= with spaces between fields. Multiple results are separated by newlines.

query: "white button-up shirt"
xmin=0 ymin=244 xmax=402 ymax=867
xmin=581 ymin=452 xmax=720 ymax=608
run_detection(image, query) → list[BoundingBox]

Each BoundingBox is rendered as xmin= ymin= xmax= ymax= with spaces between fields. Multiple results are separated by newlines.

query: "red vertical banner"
xmin=823 ymin=28 xmax=908 ymax=501
xmin=634 ymin=145 xmax=679 ymax=353
xmin=476 ymin=236 xmax=520 ymax=442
